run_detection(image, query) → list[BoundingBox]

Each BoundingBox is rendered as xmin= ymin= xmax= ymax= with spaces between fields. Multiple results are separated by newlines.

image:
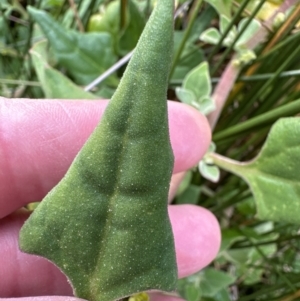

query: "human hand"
xmin=0 ymin=98 xmax=221 ymax=301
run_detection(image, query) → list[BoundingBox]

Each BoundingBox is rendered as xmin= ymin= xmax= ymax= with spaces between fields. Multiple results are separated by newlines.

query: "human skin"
xmin=0 ymin=98 xmax=221 ymax=301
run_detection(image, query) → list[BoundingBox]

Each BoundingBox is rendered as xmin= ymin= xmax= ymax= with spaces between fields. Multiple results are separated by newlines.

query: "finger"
xmin=0 ymin=296 xmax=86 ymax=301
xmin=0 ymin=210 xmax=72 ymax=298
xmin=149 ymin=292 xmax=184 ymax=301
xmin=170 ymin=205 xmax=220 ymax=278
xmin=0 ymin=98 xmax=211 ymax=218
xmin=0 ymin=205 xmax=220 ymax=298
xmin=2 ymin=294 xmax=182 ymax=301
xmin=168 ymin=102 xmax=210 ymax=173
xmin=168 ymin=172 xmax=186 ymax=201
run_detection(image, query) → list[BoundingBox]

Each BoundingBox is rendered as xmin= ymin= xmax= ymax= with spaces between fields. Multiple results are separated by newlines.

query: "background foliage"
xmin=1 ymin=0 xmax=300 ymax=300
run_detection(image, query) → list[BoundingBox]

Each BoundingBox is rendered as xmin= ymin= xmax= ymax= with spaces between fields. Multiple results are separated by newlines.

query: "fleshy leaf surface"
xmin=199 ymin=160 xmax=220 ymax=183
xmin=236 ymin=18 xmax=261 ymax=49
xmin=220 ymin=15 xmax=237 ymax=37
xmin=19 ymin=1 xmax=177 ymax=301
xmin=210 ymin=118 xmax=300 ymax=224
xmin=199 ymin=28 xmax=221 ymax=45
xmin=182 ymin=62 xmax=211 ymax=100
xmin=198 ymin=96 xmax=215 ymax=115
xmin=175 ymin=87 xmax=196 ymax=105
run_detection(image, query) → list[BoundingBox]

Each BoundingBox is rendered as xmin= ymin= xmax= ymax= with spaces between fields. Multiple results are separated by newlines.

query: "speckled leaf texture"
xmin=19 ymin=1 xmax=177 ymax=301
xmin=243 ymin=118 xmax=300 ymax=224
xmin=212 ymin=118 xmax=300 ymax=225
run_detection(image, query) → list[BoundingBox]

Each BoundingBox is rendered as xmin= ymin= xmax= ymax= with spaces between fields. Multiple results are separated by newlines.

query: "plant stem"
xmin=68 ymin=0 xmax=84 ymax=32
xmin=240 ymin=69 xmax=300 ymax=81
xmin=84 ymin=50 xmax=134 ymax=91
xmin=213 ymin=97 xmax=300 ymax=141
xmin=211 ymin=0 xmax=266 ymax=76
xmin=81 ymin=0 xmax=98 ymax=28
xmin=144 ymin=0 xmax=151 ymax=17
xmin=263 ymin=3 xmax=300 ymax=53
xmin=120 ymin=0 xmax=128 ymax=31
xmin=253 ymin=76 xmax=299 ymax=117
xmin=171 ymin=69 xmax=300 ymax=86
xmin=223 ymin=40 xmax=300 ymax=127
xmin=211 ymin=190 xmax=250 ymax=213
xmin=279 ymin=290 xmax=300 ymax=301
xmin=239 ymin=228 xmax=297 ymax=292
xmin=0 ymin=79 xmax=41 ymax=86
xmin=233 ymin=234 xmax=300 ymax=249
xmin=208 ymin=153 xmax=247 ymax=178
xmin=207 ymin=0 xmax=252 ymax=63
xmin=84 ymin=2 xmax=192 ymax=90
xmin=257 ymin=31 xmax=300 ymax=62
xmin=169 ymin=0 xmax=203 ymax=79
xmin=228 ymin=0 xmax=300 ymax=101
xmin=208 ymin=60 xmax=240 ymax=129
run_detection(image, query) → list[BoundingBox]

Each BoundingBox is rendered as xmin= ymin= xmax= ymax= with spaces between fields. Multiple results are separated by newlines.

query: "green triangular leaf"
xmin=199 ymin=160 xmax=220 ymax=183
xmin=178 ymin=268 xmax=236 ymax=300
xmin=175 ymin=87 xmax=197 ymax=105
xmin=185 ymin=283 xmax=202 ymax=301
xmin=199 ymin=28 xmax=221 ymax=45
xmin=220 ymin=15 xmax=237 ymax=47
xmin=210 ymin=118 xmax=300 ymax=224
xmin=19 ymin=1 xmax=177 ymax=301
xmin=220 ymin=14 xmax=237 ymax=38
xmin=183 ymin=62 xmax=212 ymax=100
xmin=236 ymin=18 xmax=261 ymax=49
xmin=199 ymin=96 xmax=216 ymax=115
xmin=200 ymin=268 xmax=236 ymax=297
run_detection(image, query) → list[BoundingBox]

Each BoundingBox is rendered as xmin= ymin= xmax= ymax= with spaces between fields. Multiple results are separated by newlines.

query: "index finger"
xmin=0 ymin=98 xmax=211 ymax=218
